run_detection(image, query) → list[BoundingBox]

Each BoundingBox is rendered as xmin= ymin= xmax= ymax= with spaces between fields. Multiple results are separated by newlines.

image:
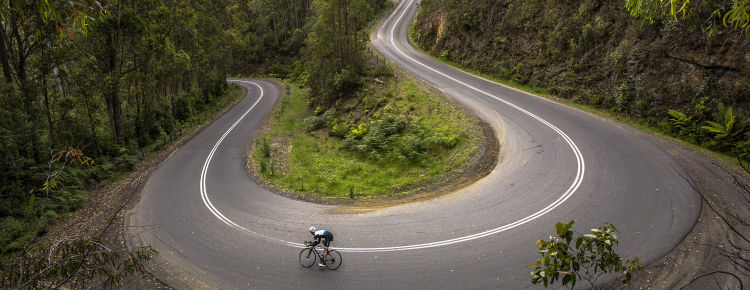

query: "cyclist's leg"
xmin=322 ymin=239 xmax=331 ymax=262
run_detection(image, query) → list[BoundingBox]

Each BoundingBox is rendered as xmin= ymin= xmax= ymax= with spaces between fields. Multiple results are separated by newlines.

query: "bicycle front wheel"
xmin=325 ymin=250 xmax=342 ymax=270
xmin=299 ymin=248 xmax=316 ymax=268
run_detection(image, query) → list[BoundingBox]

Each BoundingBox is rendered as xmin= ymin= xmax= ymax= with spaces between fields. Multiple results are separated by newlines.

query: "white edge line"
xmin=201 ymin=0 xmax=586 ymax=253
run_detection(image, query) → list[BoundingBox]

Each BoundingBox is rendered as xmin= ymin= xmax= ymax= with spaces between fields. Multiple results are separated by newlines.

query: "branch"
xmin=51 ymin=169 xmax=150 ymax=288
xmin=670 ymin=163 xmax=750 ymax=245
xmin=680 ymin=271 xmax=743 ymax=289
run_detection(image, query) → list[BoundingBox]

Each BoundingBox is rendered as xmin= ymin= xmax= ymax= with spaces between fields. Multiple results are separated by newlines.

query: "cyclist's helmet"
xmin=308 ymin=226 xmax=316 ymax=233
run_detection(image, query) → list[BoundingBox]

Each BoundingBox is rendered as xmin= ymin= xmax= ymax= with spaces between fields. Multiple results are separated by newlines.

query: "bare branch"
xmin=680 ymin=271 xmax=743 ymax=290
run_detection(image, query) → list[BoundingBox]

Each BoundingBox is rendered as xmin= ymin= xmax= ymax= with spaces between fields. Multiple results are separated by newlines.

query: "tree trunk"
xmin=105 ymin=0 xmax=124 ymax=144
xmin=84 ymin=91 xmax=100 ymax=155
xmin=43 ymin=71 xmax=54 ymax=147
xmin=12 ymin=18 xmax=27 ymax=88
xmin=110 ymin=80 xmax=123 ymax=144
xmin=0 ymin=28 xmax=13 ymax=83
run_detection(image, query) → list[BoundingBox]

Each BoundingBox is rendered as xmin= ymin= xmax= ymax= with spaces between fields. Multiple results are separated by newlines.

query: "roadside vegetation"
xmin=0 ymin=0 xmax=252 ymax=255
xmin=530 ymin=221 xmax=643 ymax=289
xmin=252 ymin=75 xmax=481 ymax=199
xmin=249 ymin=0 xmax=483 ymax=199
xmin=411 ymin=0 xmax=750 ymax=167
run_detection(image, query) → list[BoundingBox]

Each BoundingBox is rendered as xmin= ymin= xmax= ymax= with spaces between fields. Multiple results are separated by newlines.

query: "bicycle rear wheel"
xmin=325 ymin=250 xmax=342 ymax=270
xmin=299 ymin=248 xmax=316 ymax=268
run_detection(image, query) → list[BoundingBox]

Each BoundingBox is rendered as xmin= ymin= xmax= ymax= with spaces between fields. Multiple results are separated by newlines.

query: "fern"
xmin=701 ymin=105 xmax=736 ymax=140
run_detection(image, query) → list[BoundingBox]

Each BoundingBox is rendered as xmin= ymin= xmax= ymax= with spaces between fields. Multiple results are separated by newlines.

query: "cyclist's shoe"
xmin=318 ymin=262 xmax=325 ymax=267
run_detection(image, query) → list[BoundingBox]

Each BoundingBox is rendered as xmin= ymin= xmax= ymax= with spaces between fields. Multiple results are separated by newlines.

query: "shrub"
xmin=374 ymin=65 xmax=394 ymax=77
xmin=304 ymin=115 xmax=326 ymax=132
xmin=439 ymin=49 xmax=450 ymax=60
xmin=440 ymin=134 xmax=460 ymax=148
xmin=667 ymin=109 xmax=697 ymax=141
xmin=330 ymin=121 xmax=350 ymax=138
xmin=530 ymin=221 xmax=643 ymax=289
xmin=351 ymin=123 xmax=369 ymax=138
xmin=260 ymin=138 xmax=271 ymax=158
xmin=615 ymin=83 xmax=632 ymax=113
xmin=400 ymin=135 xmax=425 ymax=161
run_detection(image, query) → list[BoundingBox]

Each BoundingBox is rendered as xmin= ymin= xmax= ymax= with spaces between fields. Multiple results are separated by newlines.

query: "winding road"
xmin=127 ymin=0 xmax=700 ymax=288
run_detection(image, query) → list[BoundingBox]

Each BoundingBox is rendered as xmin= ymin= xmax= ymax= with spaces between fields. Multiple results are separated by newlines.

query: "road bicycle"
xmin=299 ymin=241 xmax=342 ymax=270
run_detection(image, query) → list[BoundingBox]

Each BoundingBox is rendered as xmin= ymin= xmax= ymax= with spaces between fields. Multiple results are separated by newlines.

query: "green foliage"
xmin=304 ymin=0 xmax=381 ymax=107
xmin=664 ymin=104 xmax=748 ymax=157
xmin=625 ymin=0 xmax=750 ymax=34
xmin=260 ymin=138 xmax=271 ymax=159
xmin=0 ymin=0 xmax=246 ymax=249
xmin=439 ymin=49 xmax=450 ymax=60
xmin=329 ymin=120 xmax=350 ymax=137
xmin=701 ymin=104 xmax=737 ymax=140
xmin=530 ymin=221 xmax=643 ymax=289
xmin=667 ymin=109 xmax=697 ymax=140
xmin=304 ymin=115 xmax=327 ymax=132
xmin=340 ymin=113 xmax=462 ymax=162
xmin=615 ymin=83 xmax=632 ymax=113
xmin=625 ymin=0 xmax=691 ymax=22
xmin=351 ymin=123 xmax=369 ymax=138
xmin=253 ymin=78 xmax=482 ymax=199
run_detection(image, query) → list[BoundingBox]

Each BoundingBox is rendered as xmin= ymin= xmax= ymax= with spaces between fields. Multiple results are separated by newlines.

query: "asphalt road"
xmin=127 ymin=0 xmax=701 ymax=288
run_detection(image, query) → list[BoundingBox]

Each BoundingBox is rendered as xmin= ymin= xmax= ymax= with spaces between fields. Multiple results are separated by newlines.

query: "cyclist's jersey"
xmin=312 ymin=229 xmax=333 ymax=247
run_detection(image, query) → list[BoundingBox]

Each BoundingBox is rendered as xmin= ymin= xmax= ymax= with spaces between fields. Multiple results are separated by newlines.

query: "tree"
xmin=529 ymin=221 xmax=643 ymax=289
xmin=304 ymin=0 xmax=381 ymax=107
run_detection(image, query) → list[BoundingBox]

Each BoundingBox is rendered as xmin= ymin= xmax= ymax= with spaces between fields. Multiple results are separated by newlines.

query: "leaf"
xmin=555 ymin=222 xmax=567 ymax=237
xmin=562 ymin=274 xmax=572 ymax=286
xmin=28 ymin=194 xmax=36 ymax=209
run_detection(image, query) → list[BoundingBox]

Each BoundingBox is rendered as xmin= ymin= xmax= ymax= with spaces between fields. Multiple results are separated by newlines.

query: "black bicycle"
xmin=299 ymin=241 xmax=342 ymax=270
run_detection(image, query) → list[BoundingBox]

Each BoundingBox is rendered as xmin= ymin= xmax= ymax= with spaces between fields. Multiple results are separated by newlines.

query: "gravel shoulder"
xmin=607 ymin=129 xmax=749 ymax=289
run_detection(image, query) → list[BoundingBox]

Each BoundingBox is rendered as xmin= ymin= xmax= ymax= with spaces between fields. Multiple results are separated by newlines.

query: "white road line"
xmin=202 ymin=0 xmax=584 ymax=251
xmin=341 ymin=0 xmax=585 ymax=252
xmin=199 ymin=81 xmax=300 ymax=248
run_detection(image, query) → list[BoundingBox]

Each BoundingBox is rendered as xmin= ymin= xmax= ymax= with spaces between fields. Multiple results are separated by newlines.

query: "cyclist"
xmin=308 ymin=226 xmax=333 ymax=266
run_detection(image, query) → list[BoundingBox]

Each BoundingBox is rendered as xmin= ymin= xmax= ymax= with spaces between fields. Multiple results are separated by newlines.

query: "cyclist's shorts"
xmin=323 ymin=232 xmax=334 ymax=248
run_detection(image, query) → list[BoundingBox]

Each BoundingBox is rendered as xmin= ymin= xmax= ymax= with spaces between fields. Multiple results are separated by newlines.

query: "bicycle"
xmin=299 ymin=241 xmax=342 ymax=270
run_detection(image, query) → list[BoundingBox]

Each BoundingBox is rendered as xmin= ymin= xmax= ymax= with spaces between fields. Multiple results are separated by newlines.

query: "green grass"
xmin=253 ymin=79 xmax=482 ymax=199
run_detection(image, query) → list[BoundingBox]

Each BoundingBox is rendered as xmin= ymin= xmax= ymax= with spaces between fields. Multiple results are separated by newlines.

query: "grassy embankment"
xmin=251 ymin=76 xmax=483 ymax=200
